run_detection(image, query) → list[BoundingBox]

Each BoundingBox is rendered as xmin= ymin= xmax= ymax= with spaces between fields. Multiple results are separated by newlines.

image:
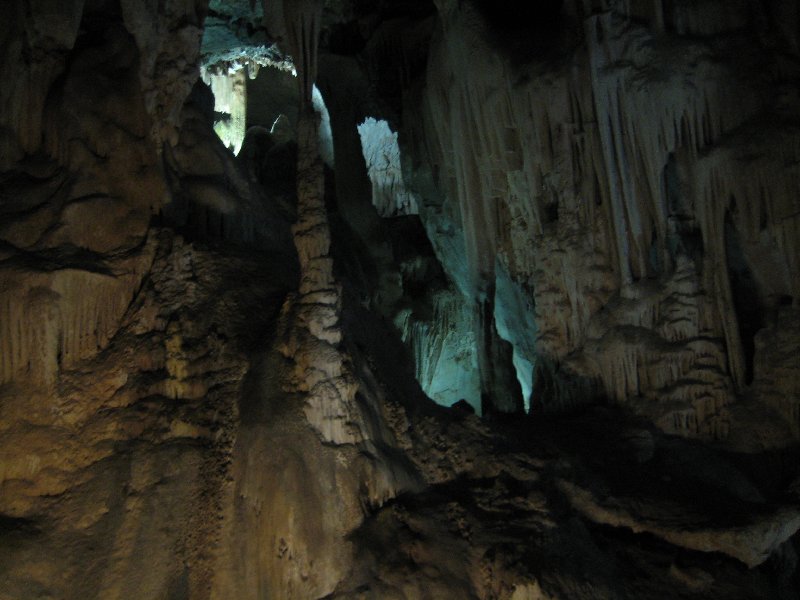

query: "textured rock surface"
xmin=2 ymin=0 xmax=800 ymax=598
xmin=0 ymin=229 xmax=288 ymax=598
xmin=386 ymin=0 xmax=800 ymax=434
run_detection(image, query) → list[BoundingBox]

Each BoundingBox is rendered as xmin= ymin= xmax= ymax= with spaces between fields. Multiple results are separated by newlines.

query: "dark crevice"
xmin=725 ymin=211 xmax=762 ymax=386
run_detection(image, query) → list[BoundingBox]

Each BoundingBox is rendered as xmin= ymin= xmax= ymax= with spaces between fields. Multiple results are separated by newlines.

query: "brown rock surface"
xmin=1 ymin=1 xmax=800 ymax=599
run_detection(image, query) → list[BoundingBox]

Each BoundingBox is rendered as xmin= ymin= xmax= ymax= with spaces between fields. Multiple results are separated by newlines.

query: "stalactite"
xmin=476 ymin=289 xmax=524 ymax=415
xmin=202 ymin=68 xmax=248 ymax=155
xmin=282 ymin=106 xmax=361 ymax=443
xmin=400 ymin=2 xmax=795 ymax=434
xmin=0 ymin=252 xmax=153 ymax=389
xmin=357 ymin=118 xmax=419 ymax=217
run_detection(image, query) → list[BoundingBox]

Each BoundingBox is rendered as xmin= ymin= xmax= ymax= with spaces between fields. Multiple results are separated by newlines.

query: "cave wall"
xmin=0 ymin=1 xmax=297 ymax=597
xmin=0 ymin=1 xmax=230 ymax=596
xmin=0 ymin=0 xmax=420 ymax=595
xmin=388 ymin=0 xmax=800 ymax=437
xmin=2 ymin=0 xmax=800 ymax=598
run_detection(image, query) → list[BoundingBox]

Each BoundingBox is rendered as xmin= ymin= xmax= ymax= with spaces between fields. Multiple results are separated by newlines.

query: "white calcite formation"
xmin=397 ymin=0 xmax=800 ymax=437
xmin=282 ymin=108 xmax=361 ymax=444
xmin=202 ymin=67 xmax=248 ymax=154
xmin=358 ymin=117 xmax=419 ymax=217
xmin=395 ymin=287 xmax=482 ymax=411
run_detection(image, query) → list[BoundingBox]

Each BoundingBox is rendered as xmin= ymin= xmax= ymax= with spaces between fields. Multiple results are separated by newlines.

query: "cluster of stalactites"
xmin=201 ymin=68 xmax=248 ymax=155
xmin=405 ymin=3 xmax=799 ymax=434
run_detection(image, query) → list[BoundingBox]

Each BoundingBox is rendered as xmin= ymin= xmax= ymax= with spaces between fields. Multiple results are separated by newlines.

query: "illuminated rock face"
xmin=396 ymin=0 xmax=800 ymax=437
xmin=202 ymin=68 xmax=248 ymax=155
xmin=1 ymin=0 xmax=800 ymax=599
xmin=358 ymin=118 xmax=419 ymax=217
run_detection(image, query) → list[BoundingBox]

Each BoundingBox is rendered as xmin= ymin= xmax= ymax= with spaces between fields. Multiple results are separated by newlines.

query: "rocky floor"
xmin=1 ymin=217 xmax=799 ymax=599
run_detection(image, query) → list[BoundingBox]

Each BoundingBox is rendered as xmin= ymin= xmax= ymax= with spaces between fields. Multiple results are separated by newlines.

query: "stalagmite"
xmin=275 ymin=0 xmax=359 ymax=443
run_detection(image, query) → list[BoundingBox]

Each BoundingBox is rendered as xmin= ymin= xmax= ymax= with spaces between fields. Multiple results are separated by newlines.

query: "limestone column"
xmin=277 ymin=0 xmax=360 ymax=443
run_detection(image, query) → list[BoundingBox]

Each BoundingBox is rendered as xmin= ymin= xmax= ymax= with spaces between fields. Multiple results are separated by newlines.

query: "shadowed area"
xmin=0 ymin=0 xmax=799 ymax=598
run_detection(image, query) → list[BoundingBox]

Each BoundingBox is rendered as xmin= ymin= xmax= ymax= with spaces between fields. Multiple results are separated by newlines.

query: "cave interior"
xmin=1 ymin=0 xmax=800 ymax=598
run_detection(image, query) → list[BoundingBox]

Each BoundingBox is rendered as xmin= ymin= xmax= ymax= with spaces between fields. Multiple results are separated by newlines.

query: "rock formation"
xmin=1 ymin=0 xmax=799 ymax=598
